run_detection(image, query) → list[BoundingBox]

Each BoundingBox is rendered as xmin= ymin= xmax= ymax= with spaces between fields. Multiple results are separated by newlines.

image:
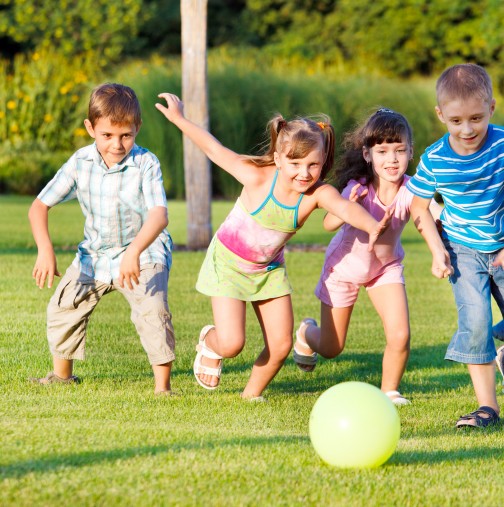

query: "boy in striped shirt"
xmin=28 ymin=83 xmax=176 ymax=395
xmin=408 ymin=63 xmax=504 ymax=428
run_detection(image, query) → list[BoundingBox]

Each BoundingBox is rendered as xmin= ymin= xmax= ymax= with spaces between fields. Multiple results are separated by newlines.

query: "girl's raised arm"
xmin=156 ymin=93 xmax=249 ymax=182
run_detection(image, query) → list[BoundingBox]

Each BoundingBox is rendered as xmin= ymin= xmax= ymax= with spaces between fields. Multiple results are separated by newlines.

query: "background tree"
xmin=181 ymin=0 xmax=212 ymax=249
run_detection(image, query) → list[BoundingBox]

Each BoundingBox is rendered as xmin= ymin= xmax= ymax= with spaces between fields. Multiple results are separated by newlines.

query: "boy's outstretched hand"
xmin=367 ymin=206 xmax=394 ymax=252
xmin=155 ymin=93 xmax=185 ymax=124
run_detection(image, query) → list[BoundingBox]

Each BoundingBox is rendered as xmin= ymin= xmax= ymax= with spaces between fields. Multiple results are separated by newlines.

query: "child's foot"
xmin=293 ymin=318 xmax=318 ymax=372
xmin=385 ymin=390 xmax=411 ymax=406
xmin=241 ymin=395 xmax=267 ymax=402
xmin=456 ymin=406 xmax=500 ymax=428
xmin=155 ymin=390 xmax=180 ymax=397
xmin=29 ymin=372 xmax=80 ymax=384
xmin=193 ymin=325 xmax=223 ymax=390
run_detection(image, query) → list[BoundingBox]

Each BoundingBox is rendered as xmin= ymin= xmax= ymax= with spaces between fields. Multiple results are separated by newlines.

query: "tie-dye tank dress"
xmin=196 ymin=171 xmax=304 ymax=301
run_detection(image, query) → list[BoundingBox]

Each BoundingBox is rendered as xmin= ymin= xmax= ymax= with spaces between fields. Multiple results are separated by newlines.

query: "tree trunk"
xmin=181 ymin=0 xmax=212 ymax=249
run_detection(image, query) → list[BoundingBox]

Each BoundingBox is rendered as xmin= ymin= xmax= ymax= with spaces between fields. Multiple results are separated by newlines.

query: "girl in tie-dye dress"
xmin=156 ymin=93 xmax=392 ymax=400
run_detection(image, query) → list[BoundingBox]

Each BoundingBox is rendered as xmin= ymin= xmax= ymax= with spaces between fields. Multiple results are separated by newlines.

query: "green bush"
xmin=0 ymin=141 xmax=71 ymax=195
xmin=0 ymin=49 xmax=100 ymax=151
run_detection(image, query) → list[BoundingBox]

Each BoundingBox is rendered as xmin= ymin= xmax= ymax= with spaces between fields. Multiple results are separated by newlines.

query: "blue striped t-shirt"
xmin=38 ymin=143 xmax=173 ymax=282
xmin=407 ymin=124 xmax=504 ymax=252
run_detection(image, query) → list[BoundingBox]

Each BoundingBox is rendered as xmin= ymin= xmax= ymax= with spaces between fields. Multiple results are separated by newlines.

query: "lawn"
xmin=1 ymin=195 xmax=504 ymax=507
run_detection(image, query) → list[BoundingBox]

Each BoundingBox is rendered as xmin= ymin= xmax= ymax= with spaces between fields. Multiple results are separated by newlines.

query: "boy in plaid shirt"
xmin=28 ymin=83 xmax=176 ymax=394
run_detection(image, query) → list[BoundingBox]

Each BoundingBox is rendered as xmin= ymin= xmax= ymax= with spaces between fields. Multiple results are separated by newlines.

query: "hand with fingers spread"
xmin=348 ymin=182 xmax=368 ymax=203
xmin=155 ymin=93 xmax=185 ymax=124
xmin=367 ymin=205 xmax=395 ymax=252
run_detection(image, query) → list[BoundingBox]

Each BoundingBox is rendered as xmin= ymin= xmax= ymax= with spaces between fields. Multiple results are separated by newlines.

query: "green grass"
xmin=1 ymin=195 xmax=504 ymax=506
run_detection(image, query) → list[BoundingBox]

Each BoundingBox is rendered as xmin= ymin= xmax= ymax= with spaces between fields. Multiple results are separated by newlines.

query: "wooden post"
xmin=180 ymin=0 xmax=212 ymax=249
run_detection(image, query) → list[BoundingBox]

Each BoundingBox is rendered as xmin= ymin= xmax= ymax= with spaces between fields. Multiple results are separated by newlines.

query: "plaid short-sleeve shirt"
xmin=38 ymin=143 xmax=172 ymax=282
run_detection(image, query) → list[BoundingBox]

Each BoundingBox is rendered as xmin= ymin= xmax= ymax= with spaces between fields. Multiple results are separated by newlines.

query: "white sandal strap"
xmin=385 ymin=390 xmax=401 ymax=397
xmin=196 ymin=342 xmax=223 ymax=361
xmin=295 ymin=318 xmax=317 ymax=348
xmin=195 ymin=362 xmax=221 ymax=377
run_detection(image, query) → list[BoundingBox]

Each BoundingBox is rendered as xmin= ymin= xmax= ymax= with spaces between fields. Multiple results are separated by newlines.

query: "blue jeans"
xmin=444 ymin=238 xmax=504 ymax=364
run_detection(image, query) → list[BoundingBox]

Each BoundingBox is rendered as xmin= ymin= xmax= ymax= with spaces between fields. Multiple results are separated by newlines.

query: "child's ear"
xmin=434 ymin=106 xmax=446 ymax=125
xmin=273 ymin=151 xmax=281 ymax=168
xmin=84 ymin=119 xmax=95 ymax=138
xmin=362 ymin=146 xmax=371 ymax=163
xmin=135 ymin=120 xmax=142 ymax=135
xmin=490 ymin=98 xmax=496 ymax=117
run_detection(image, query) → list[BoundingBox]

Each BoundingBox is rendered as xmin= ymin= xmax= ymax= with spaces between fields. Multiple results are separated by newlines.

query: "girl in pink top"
xmin=156 ymin=94 xmax=392 ymax=400
xmin=293 ymin=109 xmax=440 ymax=405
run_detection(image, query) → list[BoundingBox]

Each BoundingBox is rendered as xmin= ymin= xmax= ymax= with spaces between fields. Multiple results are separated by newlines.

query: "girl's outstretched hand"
xmin=367 ymin=206 xmax=394 ymax=252
xmin=155 ymin=93 xmax=185 ymax=123
xmin=348 ymin=182 xmax=368 ymax=203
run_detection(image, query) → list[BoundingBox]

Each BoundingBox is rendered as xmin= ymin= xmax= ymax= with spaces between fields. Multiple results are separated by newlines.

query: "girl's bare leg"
xmin=298 ymin=303 xmax=353 ymax=358
xmin=241 ymin=295 xmax=294 ymax=398
xmin=367 ymin=283 xmax=410 ymax=393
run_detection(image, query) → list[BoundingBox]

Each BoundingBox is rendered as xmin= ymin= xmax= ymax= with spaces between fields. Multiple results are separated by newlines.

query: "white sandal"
xmin=293 ymin=318 xmax=318 ymax=372
xmin=385 ymin=390 xmax=411 ymax=406
xmin=193 ymin=325 xmax=223 ymax=390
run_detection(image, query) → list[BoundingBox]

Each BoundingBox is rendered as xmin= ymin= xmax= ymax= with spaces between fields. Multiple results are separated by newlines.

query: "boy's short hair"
xmin=88 ymin=83 xmax=141 ymax=128
xmin=436 ymin=63 xmax=493 ymax=105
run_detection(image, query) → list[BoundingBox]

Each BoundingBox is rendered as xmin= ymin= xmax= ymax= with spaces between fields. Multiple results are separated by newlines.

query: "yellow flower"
xmin=0 ymin=111 xmax=5 ymax=119
xmin=71 ymin=94 xmax=79 ymax=103
xmin=74 ymin=71 xmax=87 ymax=84
xmin=32 ymin=52 xmax=40 ymax=61
xmin=74 ymin=128 xmax=87 ymax=137
xmin=44 ymin=114 xmax=53 ymax=123
xmin=60 ymin=86 xmax=69 ymax=95
xmin=10 ymin=123 xmax=19 ymax=133
xmin=7 ymin=100 xmax=16 ymax=110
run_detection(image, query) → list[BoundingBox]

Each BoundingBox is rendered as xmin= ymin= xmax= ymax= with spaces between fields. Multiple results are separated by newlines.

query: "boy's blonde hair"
xmin=436 ymin=63 xmax=493 ymax=105
xmin=88 ymin=83 xmax=142 ymax=128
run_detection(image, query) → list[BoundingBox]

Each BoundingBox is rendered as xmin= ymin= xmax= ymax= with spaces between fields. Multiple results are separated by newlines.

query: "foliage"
xmin=0 ymin=142 xmax=70 ymax=195
xmin=2 ymin=0 xmax=504 ymax=88
xmin=0 ymin=0 xmax=146 ymax=61
xmin=0 ymin=48 xmax=98 ymax=150
xmin=2 ymin=196 xmax=504 ymax=506
xmin=242 ymin=0 xmax=504 ymax=85
xmin=0 ymin=48 xmax=103 ymax=194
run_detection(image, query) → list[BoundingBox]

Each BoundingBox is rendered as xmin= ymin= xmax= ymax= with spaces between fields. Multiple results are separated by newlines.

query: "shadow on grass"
xmin=0 ymin=435 xmax=302 ymax=479
xmin=393 ymin=443 xmax=504 ymax=465
xmin=3 ymin=434 xmax=503 ymax=479
xmin=269 ymin=343 xmax=469 ymax=395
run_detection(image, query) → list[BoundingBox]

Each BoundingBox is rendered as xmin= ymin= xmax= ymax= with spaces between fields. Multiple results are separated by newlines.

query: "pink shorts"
xmin=315 ymin=264 xmax=405 ymax=308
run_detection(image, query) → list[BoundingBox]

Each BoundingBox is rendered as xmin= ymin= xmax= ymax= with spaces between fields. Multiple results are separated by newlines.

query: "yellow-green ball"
xmin=309 ymin=382 xmax=400 ymax=468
